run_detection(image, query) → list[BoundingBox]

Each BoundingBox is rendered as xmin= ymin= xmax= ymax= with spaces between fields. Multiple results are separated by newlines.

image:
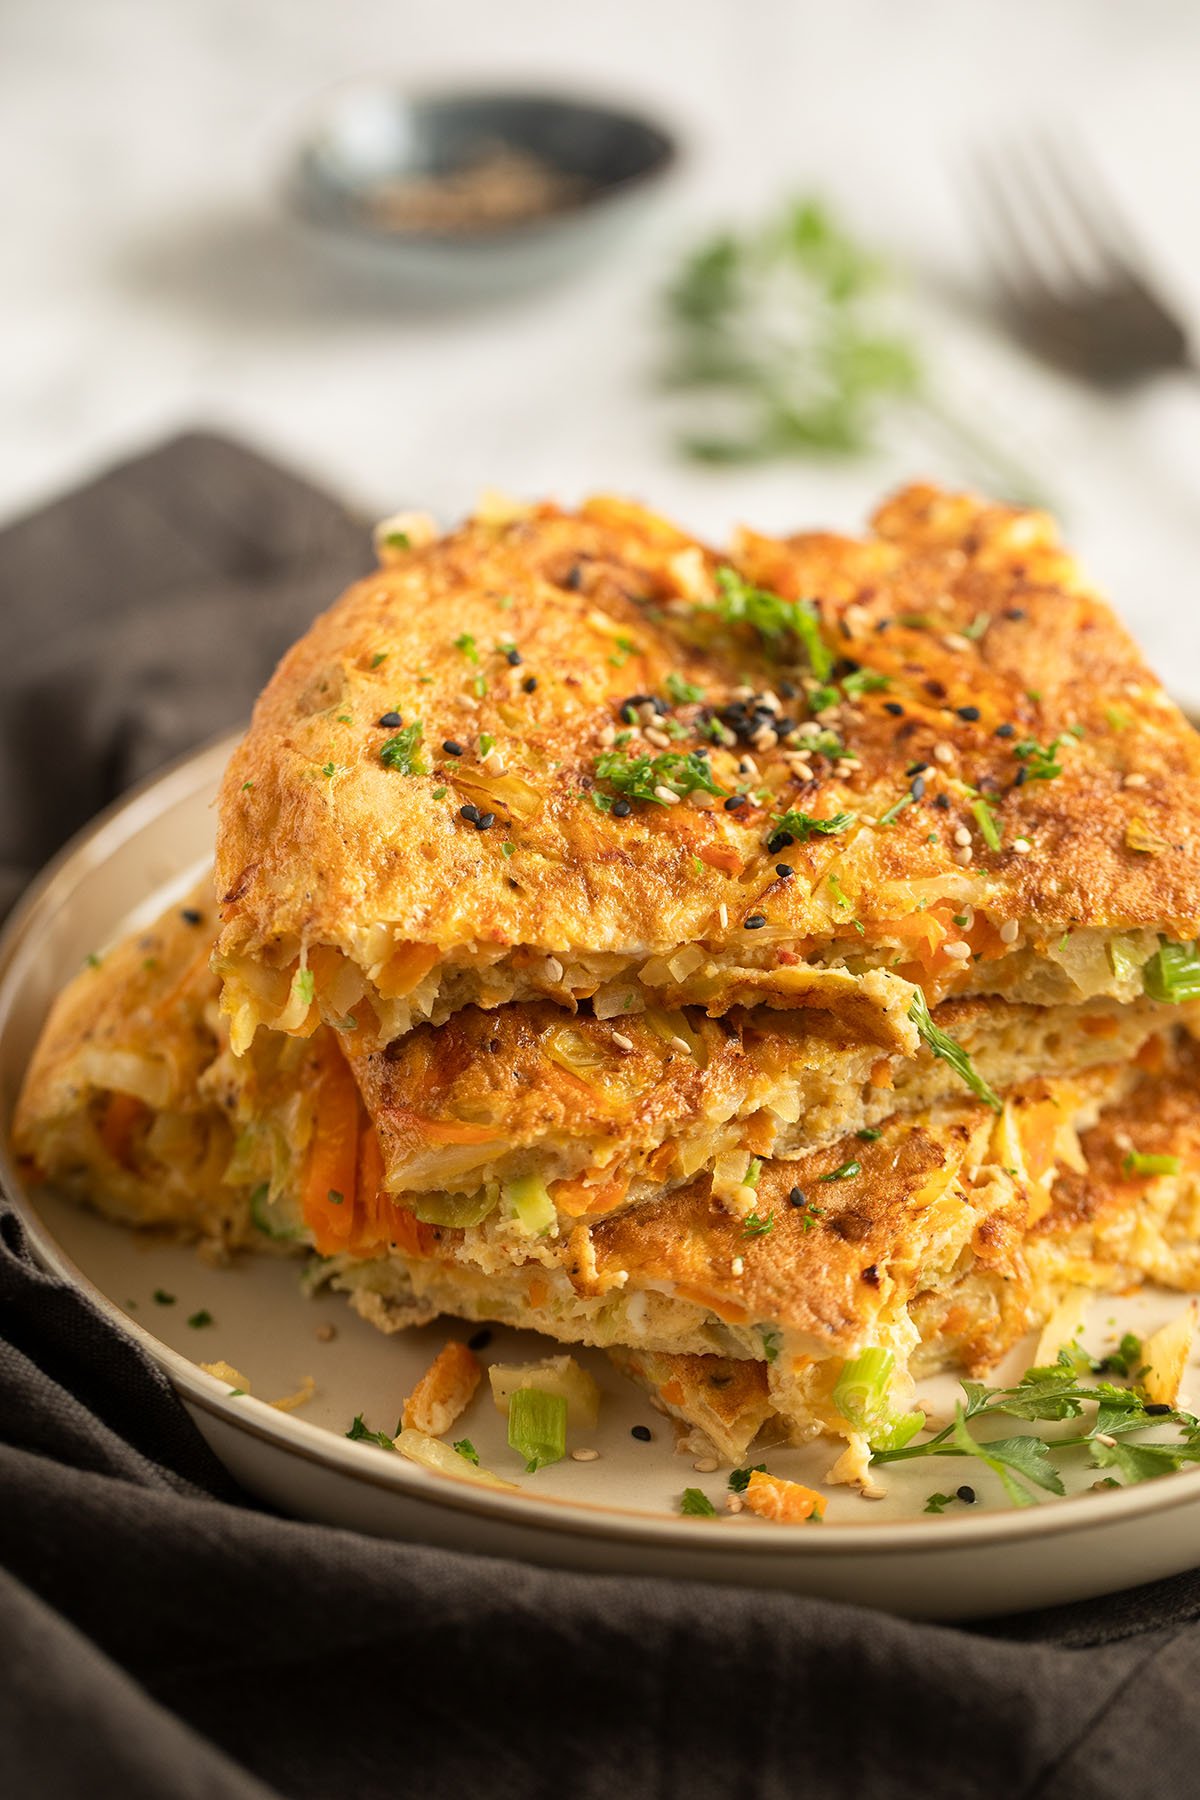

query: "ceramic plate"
xmin=4 ymin=735 xmax=1200 ymax=1620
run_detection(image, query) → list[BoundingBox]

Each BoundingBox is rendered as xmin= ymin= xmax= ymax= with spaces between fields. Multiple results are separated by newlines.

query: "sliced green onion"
xmin=877 ymin=793 xmax=915 ymax=827
xmin=503 ymin=1174 xmax=557 ymax=1235
xmin=971 ymin=798 xmax=1002 ymax=851
xmin=508 ymin=1387 xmax=567 ymax=1472
xmin=833 ymin=1347 xmax=896 ymax=1431
xmin=1122 ymin=1151 xmax=1183 ymax=1179
xmin=1143 ymin=939 xmax=1200 ymax=1005
xmin=819 ymin=1158 xmax=861 ymax=1182
xmin=250 ymin=1182 xmax=300 ymax=1241
xmin=411 ymin=1189 xmax=499 ymax=1227
xmin=453 ymin=1439 xmax=480 ymax=1465
xmin=680 ymin=1487 xmax=717 ymax=1516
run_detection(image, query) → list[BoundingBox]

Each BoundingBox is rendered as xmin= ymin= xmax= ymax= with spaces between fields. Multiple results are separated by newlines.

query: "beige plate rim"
xmin=5 ymin=731 xmax=1200 ymax=1560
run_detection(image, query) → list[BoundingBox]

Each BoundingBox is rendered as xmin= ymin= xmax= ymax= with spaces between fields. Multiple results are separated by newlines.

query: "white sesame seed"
xmin=730 ymin=1255 xmax=745 ymax=1276
xmin=483 ymin=749 xmax=507 ymax=776
xmin=759 ymin=690 xmax=781 ymax=714
xmin=726 ymin=1493 xmax=745 ymax=1514
xmin=999 ymin=918 xmax=1020 ymax=944
xmin=953 ymin=825 xmax=972 ymax=847
xmin=644 ymin=727 xmax=672 ymax=749
xmin=796 ymin=721 xmax=821 ymax=739
xmin=654 ymin=785 xmax=681 ymax=805
xmin=693 ymin=1457 xmax=720 ymax=1473
xmin=1123 ymin=772 xmax=1149 ymax=789
xmin=1095 ymin=1433 xmax=1118 ymax=1449
xmin=1012 ymin=836 xmax=1032 ymax=854
xmin=943 ymin=632 xmax=973 ymax=653
xmin=637 ymin=701 xmax=658 ymax=725
xmin=598 ymin=724 xmax=616 ymax=748
xmin=668 ymin=1035 xmax=692 ymax=1055
xmin=943 ymin=941 xmax=972 ymax=961
xmin=611 ymin=1031 xmax=634 ymax=1052
xmin=933 ymin=742 xmax=955 ymax=765
xmin=690 ymin=791 xmax=717 ymax=810
xmin=952 ymin=845 xmax=974 ymax=867
xmin=571 ymin=1447 xmax=600 ymax=1462
xmin=545 ymin=956 xmax=564 ymax=983
xmin=1124 ymin=680 xmax=1142 ymax=698
xmin=731 ymin=685 xmax=754 ymax=702
xmin=752 ymin=727 xmax=779 ymax=752
xmin=718 ymin=904 xmax=729 ymax=929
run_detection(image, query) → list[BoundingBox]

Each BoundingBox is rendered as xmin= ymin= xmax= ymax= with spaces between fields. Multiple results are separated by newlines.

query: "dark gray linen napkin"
xmin=4 ymin=433 xmax=1200 ymax=1800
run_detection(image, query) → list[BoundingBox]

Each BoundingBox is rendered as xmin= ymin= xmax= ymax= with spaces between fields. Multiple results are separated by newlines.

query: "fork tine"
xmin=969 ymin=150 xmax=1058 ymax=308
xmin=1033 ymin=134 xmax=1138 ymax=276
xmin=1002 ymin=137 xmax=1102 ymax=292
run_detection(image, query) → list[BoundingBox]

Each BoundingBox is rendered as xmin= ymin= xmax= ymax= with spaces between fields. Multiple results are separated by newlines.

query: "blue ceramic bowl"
xmin=286 ymin=85 xmax=679 ymax=301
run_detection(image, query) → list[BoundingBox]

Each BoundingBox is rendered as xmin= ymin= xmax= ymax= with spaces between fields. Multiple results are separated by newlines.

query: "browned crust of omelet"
xmin=214 ymin=483 xmax=1200 ymax=1048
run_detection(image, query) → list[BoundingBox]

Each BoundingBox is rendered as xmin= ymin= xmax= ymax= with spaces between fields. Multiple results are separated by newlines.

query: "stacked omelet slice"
xmin=17 ymin=484 xmax=1200 ymax=1478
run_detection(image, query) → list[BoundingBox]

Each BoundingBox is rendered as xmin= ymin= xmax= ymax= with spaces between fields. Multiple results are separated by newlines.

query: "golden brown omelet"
xmin=213 ymin=485 xmax=1200 ymax=1056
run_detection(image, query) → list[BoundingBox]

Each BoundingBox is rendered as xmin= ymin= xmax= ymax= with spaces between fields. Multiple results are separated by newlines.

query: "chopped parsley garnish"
xmin=909 ymin=987 xmax=1002 ymax=1113
xmin=877 ymin=793 xmax=914 ymax=827
xmin=382 ymin=528 xmax=410 ymax=549
xmin=321 ymin=761 xmax=337 ymax=779
xmin=971 ymin=797 xmax=1002 ymax=851
xmin=293 ymin=968 xmax=315 ymax=1007
xmin=370 ymin=652 xmax=388 ymax=669
xmin=1094 ymin=1333 xmax=1144 ymax=1379
xmin=241 ymin=780 xmax=254 ymax=792
xmin=501 ymin=842 xmax=515 ymax=859
xmin=346 ymin=1414 xmax=395 ymax=1450
xmin=819 ymin=1158 xmax=861 ymax=1182
xmin=85 ymin=952 xmax=102 ymax=969
xmin=841 ymin=668 xmax=891 ymax=697
xmin=772 ymin=808 xmax=855 ymax=841
xmin=1143 ymin=939 xmax=1200 ymax=1005
xmin=1013 ymin=735 xmax=1067 ymax=781
xmin=857 ymin=1127 xmax=882 ymax=1141
xmin=453 ymin=1439 xmax=480 ymax=1465
xmin=924 ymin=1491 xmax=962 ymax=1514
xmin=729 ymin=1463 xmax=767 ymax=1493
xmin=742 ymin=1210 xmax=774 ymax=1237
xmin=680 ymin=1487 xmax=717 ymax=1517
xmin=594 ymin=747 xmax=725 ymax=807
xmin=712 ymin=566 xmax=833 ymax=678
xmin=759 ymin=1327 xmax=783 ymax=1364
xmin=666 ymin=671 xmax=705 ymax=705
xmin=152 ymin=1289 xmax=176 ymax=1306
xmin=479 ymin=733 xmax=495 ymax=755
xmin=379 ymin=722 xmax=426 ymax=775
xmin=326 ymin=1188 xmax=345 ymax=1205
xmin=187 ymin=1310 xmax=213 ymax=1329
xmin=472 ymin=675 xmax=488 ymax=699
xmin=1123 ymin=1151 xmax=1183 ymax=1179
xmin=432 ymin=786 xmax=447 ymax=800
xmin=808 ymin=681 xmax=840 ymax=714
xmin=453 ymin=631 xmax=479 ymax=664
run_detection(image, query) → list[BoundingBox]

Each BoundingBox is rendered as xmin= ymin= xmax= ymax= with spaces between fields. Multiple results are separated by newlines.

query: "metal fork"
xmin=970 ymin=138 xmax=1196 ymax=385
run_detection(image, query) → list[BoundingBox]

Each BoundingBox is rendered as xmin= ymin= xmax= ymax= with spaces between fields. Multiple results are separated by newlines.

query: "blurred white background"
xmin=4 ymin=0 xmax=1200 ymax=694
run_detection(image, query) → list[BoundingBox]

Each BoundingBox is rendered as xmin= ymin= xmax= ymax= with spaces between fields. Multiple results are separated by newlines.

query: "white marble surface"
xmin=5 ymin=0 xmax=1200 ymax=698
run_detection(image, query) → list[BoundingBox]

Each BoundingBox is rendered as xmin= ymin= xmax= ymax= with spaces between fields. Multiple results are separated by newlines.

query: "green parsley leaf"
xmin=187 ymin=1310 xmax=214 ymax=1329
xmin=501 ymin=842 xmax=516 ymax=859
xmin=346 ymin=1414 xmax=395 ymax=1450
xmin=1123 ymin=1150 xmax=1183 ymax=1179
xmin=594 ymin=747 xmax=726 ymax=807
xmin=453 ymin=631 xmax=479 ymax=664
xmin=1143 ymin=939 xmax=1200 ymax=1005
xmin=1013 ymin=736 xmax=1066 ymax=780
xmin=370 ymin=652 xmax=388 ymax=669
xmin=857 ymin=1127 xmax=882 ymax=1141
xmin=432 ymin=786 xmax=447 ymax=800
xmin=909 ymin=987 xmax=1002 ymax=1113
xmin=773 ymin=808 xmax=855 ymax=841
xmin=479 ymin=734 xmax=495 ymax=756
xmin=949 ymin=1410 xmax=1064 ymax=1507
xmin=971 ymin=797 xmax=1002 ymax=851
xmin=152 ymin=1289 xmax=176 ymax=1306
xmin=712 ymin=566 xmax=833 ymax=678
xmin=85 ymin=952 xmax=102 ymax=969
xmin=841 ymin=668 xmax=891 ymax=696
xmin=924 ymin=1492 xmax=960 ymax=1513
xmin=326 ymin=1188 xmax=345 ymax=1206
xmin=818 ymin=1158 xmax=861 ymax=1182
xmin=759 ymin=1327 xmax=782 ymax=1364
xmin=742 ymin=1210 xmax=774 ymax=1237
xmin=666 ymin=671 xmax=705 ymax=704
xmin=680 ymin=1487 xmax=718 ymax=1517
xmin=379 ymin=722 xmax=426 ymax=776
xmin=453 ymin=1439 xmax=480 ymax=1465
xmin=729 ymin=1463 xmax=767 ymax=1493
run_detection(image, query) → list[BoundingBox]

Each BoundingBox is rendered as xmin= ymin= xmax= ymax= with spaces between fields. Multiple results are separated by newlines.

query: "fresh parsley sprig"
xmin=909 ymin=987 xmax=1002 ymax=1113
xmin=593 ymin=747 xmax=726 ymax=808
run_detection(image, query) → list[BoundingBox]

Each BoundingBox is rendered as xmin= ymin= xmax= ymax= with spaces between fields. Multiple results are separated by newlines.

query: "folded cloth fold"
xmin=4 ymin=434 xmax=1200 ymax=1800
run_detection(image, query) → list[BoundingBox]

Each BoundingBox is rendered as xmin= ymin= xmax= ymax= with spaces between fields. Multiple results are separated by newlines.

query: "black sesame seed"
xmin=744 ymin=913 xmax=767 ymax=930
xmin=1144 ymin=1402 xmax=1172 ymax=1416
xmin=378 ymin=711 xmax=404 ymax=728
xmin=1013 ymin=767 xmax=1028 ymax=788
xmin=724 ymin=794 xmax=748 ymax=812
xmin=468 ymin=1327 xmax=493 ymax=1352
xmin=1003 ymin=608 xmax=1026 ymax=621
xmin=459 ymin=804 xmax=480 ymax=824
xmin=910 ymin=775 xmax=926 ymax=800
xmin=631 ymin=1424 xmax=652 ymax=1442
xmin=906 ymin=761 xmax=929 ymax=776
xmin=884 ymin=702 xmax=905 ymax=717
xmin=180 ymin=908 xmax=203 ymax=927
xmin=442 ymin=739 xmax=463 ymax=756
xmin=775 ymin=864 xmax=794 ymax=879
xmin=956 ymin=1484 xmax=977 ymax=1505
xmin=787 ymin=1186 xmax=806 ymax=1207
xmin=779 ymin=681 xmax=798 ymax=699
xmin=475 ymin=811 xmax=496 ymax=831
xmin=994 ymin=723 xmax=1015 ymax=739
xmin=611 ymin=797 xmax=632 ymax=818
xmin=956 ymin=705 xmax=981 ymax=722
xmin=767 ymin=831 xmax=794 ymax=854
xmin=522 ymin=676 xmax=537 ymax=693
xmin=934 ymin=793 xmax=951 ymax=811
xmin=505 ymin=648 xmax=522 ymax=666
